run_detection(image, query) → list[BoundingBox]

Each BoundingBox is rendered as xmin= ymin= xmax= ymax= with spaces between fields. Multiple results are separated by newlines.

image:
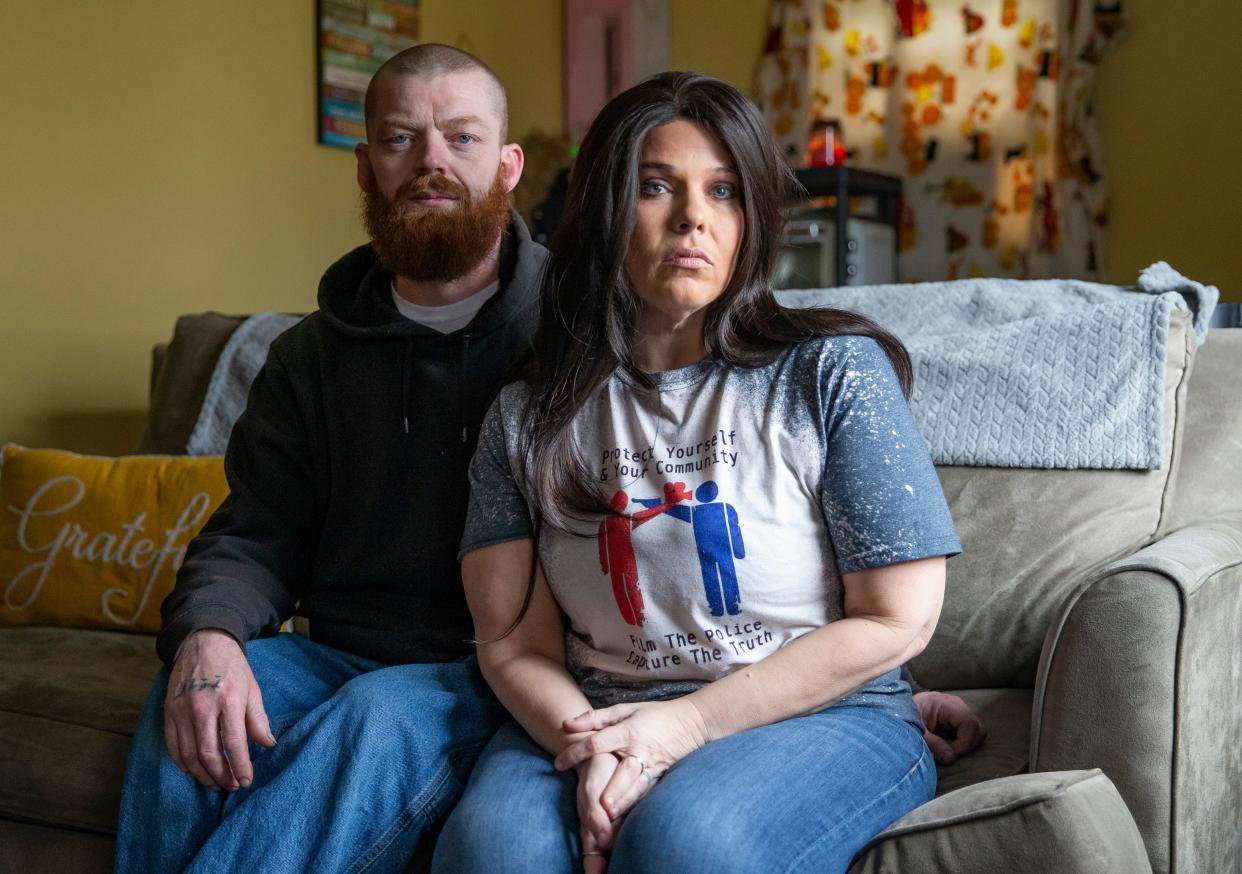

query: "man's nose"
xmin=414 ymin=134 xmax=450 ymax=175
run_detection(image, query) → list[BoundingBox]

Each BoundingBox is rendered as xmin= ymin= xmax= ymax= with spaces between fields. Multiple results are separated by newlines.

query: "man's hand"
xmin=913 ymin=691 xmax=987 ymax=765
xmin=163 ymin=629 xmax=275 ymax=791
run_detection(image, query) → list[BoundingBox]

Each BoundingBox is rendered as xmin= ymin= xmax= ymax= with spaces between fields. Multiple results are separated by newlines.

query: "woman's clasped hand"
xmin=559 ymin=699 xmax=711 ymax=823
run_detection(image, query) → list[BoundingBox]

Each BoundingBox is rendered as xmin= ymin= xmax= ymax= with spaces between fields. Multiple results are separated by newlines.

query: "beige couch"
xmin=1 ymin=311 xmax=1239 ymax=873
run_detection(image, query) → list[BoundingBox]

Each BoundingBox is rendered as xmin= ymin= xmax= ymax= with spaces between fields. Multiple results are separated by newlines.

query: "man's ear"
xmin=355 ymin=143 xmax=374 ymax=192
xmin=500 ymin=143 xmax=525 ymax=193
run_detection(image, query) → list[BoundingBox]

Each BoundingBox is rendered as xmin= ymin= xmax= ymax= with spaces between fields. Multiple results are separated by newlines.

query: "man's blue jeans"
xmin=432 ymin=705 xmax=934 ymax=874
xmin=115 ymin=633 xmax=505 ymax=874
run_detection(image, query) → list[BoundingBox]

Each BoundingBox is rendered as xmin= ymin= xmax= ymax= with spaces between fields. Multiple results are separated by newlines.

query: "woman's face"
xmin=624 ymin=120 xmax=744 ymax=335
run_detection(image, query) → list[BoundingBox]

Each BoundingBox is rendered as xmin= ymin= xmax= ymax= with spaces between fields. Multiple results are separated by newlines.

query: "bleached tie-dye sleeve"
xmin=817 ymin=337 xmax=961 ymax=574
xmin=459 ymin=386 xmax=534 ymax=559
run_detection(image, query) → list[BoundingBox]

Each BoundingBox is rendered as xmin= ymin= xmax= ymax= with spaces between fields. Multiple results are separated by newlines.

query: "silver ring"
xmin=627 ymin=754 xmax=647 ymax=774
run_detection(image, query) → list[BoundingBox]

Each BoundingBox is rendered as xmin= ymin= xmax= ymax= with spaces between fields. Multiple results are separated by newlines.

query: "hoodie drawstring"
xmin=459 ymin=334 xmax=471 ymax=444
xmin=401 ymin=340 xmax=413 ymax=435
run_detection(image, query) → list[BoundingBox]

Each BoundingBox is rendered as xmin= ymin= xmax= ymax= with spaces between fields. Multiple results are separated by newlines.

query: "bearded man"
xmin=114 ymin=45 xmax=544 ymax=873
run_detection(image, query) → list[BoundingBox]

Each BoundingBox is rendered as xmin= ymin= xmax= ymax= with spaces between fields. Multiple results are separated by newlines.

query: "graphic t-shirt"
xmin=461 ymin=335 xmax=961 ymax=720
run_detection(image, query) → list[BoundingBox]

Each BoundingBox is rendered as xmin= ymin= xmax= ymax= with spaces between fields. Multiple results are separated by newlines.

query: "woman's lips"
xmin=664 ymin=250 xmax=712 ymax=268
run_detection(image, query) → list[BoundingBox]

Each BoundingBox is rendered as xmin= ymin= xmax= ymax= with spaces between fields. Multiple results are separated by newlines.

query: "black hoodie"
xmin=158 ymin=215 xmax=547 ymax=665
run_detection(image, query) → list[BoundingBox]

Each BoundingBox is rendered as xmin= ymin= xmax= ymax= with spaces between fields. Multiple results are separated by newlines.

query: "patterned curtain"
xmin=757 ymin=0 xmax=1125 ymax=281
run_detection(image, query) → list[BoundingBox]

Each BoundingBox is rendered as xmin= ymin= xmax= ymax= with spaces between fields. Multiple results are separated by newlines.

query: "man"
xmin=116 ymin=45 xmax=539 ymax=873
xmin=117 ymin=44 xmax=983 ymax=873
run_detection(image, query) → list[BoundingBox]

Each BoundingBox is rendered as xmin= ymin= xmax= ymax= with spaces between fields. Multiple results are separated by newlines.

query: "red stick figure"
xmin=597 ymin=483 xmax=692 ymax=626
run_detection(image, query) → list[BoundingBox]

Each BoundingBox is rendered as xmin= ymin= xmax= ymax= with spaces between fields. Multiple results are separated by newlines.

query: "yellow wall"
xmin=669 ymin=0 xmax=770 ymax=90
xmin=1096 ymin=0 xmax=1242 ymax=298
xmin=2 ymin=1 xmax=1236 ymax=454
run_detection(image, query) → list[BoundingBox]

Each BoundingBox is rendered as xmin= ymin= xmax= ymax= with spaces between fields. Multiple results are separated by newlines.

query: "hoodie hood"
xmin=316 ymin=209 xmax=546 ymax=340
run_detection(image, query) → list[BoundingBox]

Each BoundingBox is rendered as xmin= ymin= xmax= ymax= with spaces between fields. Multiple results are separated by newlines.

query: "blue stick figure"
xmin=689 ymin=481 xmax=746 ymax=615
xmin=646 ymin=480 xmax=746 ymax=616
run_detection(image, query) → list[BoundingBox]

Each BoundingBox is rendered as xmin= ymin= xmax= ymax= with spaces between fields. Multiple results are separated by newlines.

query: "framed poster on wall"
xmin=317 ymin=0 xmax=420 ymax=148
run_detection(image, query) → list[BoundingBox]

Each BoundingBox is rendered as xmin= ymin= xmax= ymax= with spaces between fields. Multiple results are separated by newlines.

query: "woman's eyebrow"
xmin=639 ymin=161 xmax=739 ymax=174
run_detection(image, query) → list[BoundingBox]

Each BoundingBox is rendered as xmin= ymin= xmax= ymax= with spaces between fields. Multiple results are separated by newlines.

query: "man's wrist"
xmin=172 ymin=627 xmax=242 ymax=664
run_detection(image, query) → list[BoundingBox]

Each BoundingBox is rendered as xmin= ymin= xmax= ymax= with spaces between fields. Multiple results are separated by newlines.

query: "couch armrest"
xmin=848 ymin=769 xmax=1150 ymax=873
xmin=1031 ymin=523 xmax=1242 ymax=874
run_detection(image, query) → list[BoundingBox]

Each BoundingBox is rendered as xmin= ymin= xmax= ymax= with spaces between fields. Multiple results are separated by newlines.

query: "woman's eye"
xmin=712 ymin=183 xmax=738 ymax=199
xmin=640 ymin=180 xmax=669 ymax=196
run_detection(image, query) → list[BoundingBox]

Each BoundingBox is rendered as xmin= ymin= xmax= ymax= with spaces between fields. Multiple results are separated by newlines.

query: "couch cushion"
xmin=0 ymin=627 xmax=160 ymax=833
xmin=0 ymin=446 xmax=228 ymax=634
xmin=912 ymin=310 xmax=1195 ymax=690
xmin=135 ymin=312 xmax=246 ymax=455
xmin=848 ymin=769 xmax=1152 ymax=873
xmin=0 ymin=819 xmax=115 ymax=874
xmin=933 ymin=688 xmax=1031 ymax=797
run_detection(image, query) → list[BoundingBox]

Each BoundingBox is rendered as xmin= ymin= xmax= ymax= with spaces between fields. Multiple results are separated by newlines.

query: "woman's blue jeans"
xmin=115 ymin=633 xmax=505 ymax=874
xmin=432 ymin=705 xmax=934 ymax=874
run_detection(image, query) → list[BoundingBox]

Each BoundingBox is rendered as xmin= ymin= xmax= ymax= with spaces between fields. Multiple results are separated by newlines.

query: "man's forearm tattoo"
xmin=173 ymin=675 xmax=224 ymax=699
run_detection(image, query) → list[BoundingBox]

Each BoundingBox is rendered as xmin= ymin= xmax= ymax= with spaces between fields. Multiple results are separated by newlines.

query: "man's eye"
xmin=452 ymin=134 xmax=477 ymax=145
xmin=387 ymin=134 xmax=411 ymax=145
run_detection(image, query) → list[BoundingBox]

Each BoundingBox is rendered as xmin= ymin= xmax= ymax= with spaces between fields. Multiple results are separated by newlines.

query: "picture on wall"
xmin=317 ymin=0 xmax=420 ymax=148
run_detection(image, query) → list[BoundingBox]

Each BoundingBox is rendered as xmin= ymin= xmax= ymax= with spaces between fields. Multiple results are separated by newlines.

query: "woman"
xmin=432 ymin=72 xmax=960 ymax=873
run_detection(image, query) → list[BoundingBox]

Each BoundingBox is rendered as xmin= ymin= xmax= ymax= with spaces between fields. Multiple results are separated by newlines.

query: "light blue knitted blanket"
xmin=187 ymin=313 xmax=302 ymax=456
xmin=777 ymin=262 xmax=1218 ymax=470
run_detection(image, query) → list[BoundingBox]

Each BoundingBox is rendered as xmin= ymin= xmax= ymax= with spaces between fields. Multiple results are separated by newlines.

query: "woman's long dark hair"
xmin=519 ymin=71 xmax=912 ymax=529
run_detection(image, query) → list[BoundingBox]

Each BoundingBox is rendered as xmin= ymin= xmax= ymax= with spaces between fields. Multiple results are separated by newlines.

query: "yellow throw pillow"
xmin=0 ymin=445 xmax=228 ymax=634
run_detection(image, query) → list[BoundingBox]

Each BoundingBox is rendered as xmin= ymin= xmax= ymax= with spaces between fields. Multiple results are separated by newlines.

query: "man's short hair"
xmin=364 ymin=44 xmax=509 ymax=142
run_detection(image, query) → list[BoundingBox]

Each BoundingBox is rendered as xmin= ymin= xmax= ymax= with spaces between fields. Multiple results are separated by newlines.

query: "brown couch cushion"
xmin=912 ymin=311 xmax=1196 ymax=690
xmin=135 ymin=312 xmax=246 ymax=455
xmin=0 ymin=627 xmax=160 ymax=833
xmin=0 ymin=819 xmax=115 ymax=873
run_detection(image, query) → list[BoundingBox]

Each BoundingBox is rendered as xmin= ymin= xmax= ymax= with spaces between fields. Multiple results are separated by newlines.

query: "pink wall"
xmin=565 ymin=0 xmax=634 ymax=142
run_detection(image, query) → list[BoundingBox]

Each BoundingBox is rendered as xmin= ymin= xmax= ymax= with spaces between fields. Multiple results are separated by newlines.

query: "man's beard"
xmin=363 ymin=168 xmax=511 ymax=283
